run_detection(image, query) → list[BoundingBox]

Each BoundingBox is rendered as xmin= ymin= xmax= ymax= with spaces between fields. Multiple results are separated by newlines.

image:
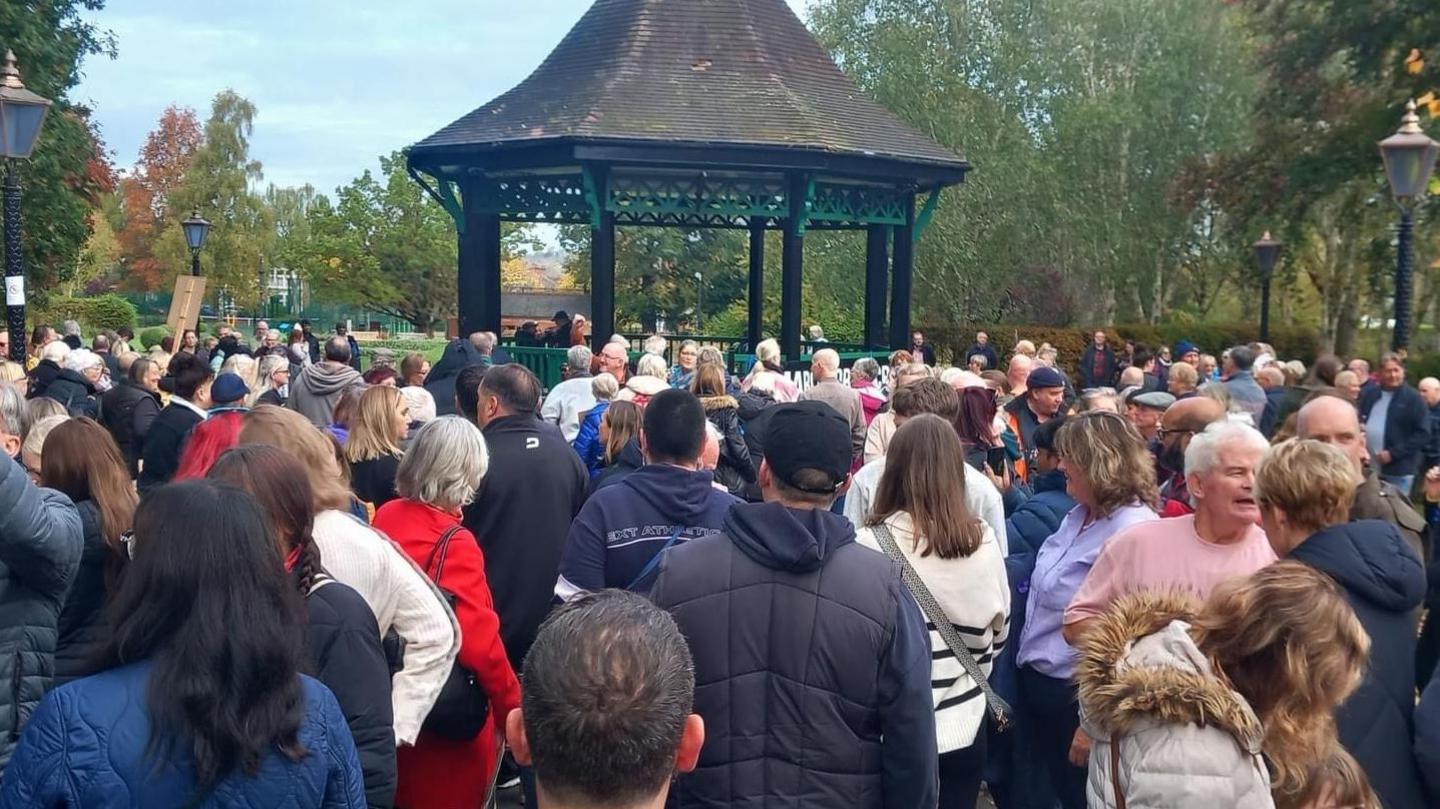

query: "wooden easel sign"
xmin=167 ymin=275 xmax=207 ymax=336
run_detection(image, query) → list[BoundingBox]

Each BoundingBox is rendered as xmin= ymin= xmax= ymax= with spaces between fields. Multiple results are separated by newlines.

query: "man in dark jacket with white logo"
xmin=463 ymin=364 xmax=587 ymax=672
xmin=1258 ymin=439 xmax=1428 ymax=809
xmin=0 ymin=404 xmax=83 ymax=774
xmin=556 ymin=389 xmax=737 ymax=598
xmin=650 ymin=400 xmax=937 ymax=809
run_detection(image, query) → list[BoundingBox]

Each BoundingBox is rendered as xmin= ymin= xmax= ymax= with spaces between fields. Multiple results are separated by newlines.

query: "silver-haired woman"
xmin=372 ymin=416 xmax=521 ymax=809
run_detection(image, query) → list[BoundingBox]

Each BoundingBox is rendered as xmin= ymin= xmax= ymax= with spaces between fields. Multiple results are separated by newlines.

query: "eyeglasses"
xmin=1155 ymin=426 xmax=1196 ymax=441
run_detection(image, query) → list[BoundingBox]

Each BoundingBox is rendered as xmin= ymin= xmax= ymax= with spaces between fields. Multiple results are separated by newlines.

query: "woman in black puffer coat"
xmin=40 ymin=418 xmax=136 ymax=685
xmin=693 ymin=364 xmax=755 ymax=498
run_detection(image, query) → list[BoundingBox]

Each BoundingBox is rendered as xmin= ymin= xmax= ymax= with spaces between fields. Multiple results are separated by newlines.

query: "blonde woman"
xmin=1077 ymin=561 xmax=1369 ymax=808
xmin=743 ymin=338 xmax=799 ymax=402
xmin=346 ymin=386 xmax=408 ymax=508
xmin=238 ymin=405 xmax=458 ymax=747
xmin=0 ymin=358 xmax=27 ymax=396
xmin=1014 ymin=410 xmax=1158 ymax=808
xmin=856 ymin=414 xmax=1009 ymax=808
xmin=593 ymin=399 xmax=643 ymax=490
xmin=253 ymin=354 xmax=290 ymax=407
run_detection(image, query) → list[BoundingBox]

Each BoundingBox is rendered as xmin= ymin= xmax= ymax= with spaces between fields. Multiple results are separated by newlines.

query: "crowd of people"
xmin=0 ymin=319 xmax=1438 ymax=809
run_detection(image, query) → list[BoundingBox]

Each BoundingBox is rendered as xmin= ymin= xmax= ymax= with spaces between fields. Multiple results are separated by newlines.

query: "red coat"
xmin=374 ymin=499 xmax=522 ymax=809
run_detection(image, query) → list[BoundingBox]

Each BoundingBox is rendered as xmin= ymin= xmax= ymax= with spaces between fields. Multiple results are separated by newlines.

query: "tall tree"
xmin=116 ymin=105 xmax=203 ymax=291
xmin=0 ymin=0 xmax=117 ymax=303
xmin=286 ymin=152 xmax=456 ymax=331
xmin=163 ymin=91 xmax=272 ymax=309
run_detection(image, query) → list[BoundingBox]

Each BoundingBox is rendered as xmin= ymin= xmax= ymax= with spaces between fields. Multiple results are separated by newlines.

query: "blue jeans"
xmin=1383 ymin=474 xmax=1415 ymax=494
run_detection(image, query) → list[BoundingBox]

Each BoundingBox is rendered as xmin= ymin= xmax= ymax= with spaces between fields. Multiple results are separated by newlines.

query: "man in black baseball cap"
xmin=649 ymin=400 xmax=937 ymax=809
xmin=1004 ymin=365 xmax=1069 ymax=482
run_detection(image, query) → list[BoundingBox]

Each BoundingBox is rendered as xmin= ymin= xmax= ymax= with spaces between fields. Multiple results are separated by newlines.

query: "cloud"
xmin=76 ymin=0 xmax=816 ymax=195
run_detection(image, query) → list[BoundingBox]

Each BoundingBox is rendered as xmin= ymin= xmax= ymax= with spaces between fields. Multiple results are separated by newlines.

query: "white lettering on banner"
xmin=781 ymin=365 xmax=894 ymax=392
xmin=4 ymin=277 xmax=23 ymax=307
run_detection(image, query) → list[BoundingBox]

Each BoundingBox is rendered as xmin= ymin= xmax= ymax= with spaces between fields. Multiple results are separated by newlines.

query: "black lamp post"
xmin=181 ymin=210 xmax=212 ymax=276
xmin=1379 ymin=99 xmax=1439 ymax=352
xmin=1253 ymin=231 xmax=1281 ymax=343
xmin=0 ymin=50 xmax=53 ymax=363
xmin=693 ymin=271 xmax=704 ymax=333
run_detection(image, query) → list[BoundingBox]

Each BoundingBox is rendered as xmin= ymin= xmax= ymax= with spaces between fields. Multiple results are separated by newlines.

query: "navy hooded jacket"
xmin=556 ymin=463 xmax=738 ymax=597
xmin=1290 ymin=520 xmax=1427 ymax=809
xmin=651 ymin=501 xmax=938 ymax=809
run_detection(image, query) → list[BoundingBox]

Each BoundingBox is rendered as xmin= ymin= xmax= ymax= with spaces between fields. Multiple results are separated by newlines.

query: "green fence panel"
xmin=506 ymin=345 xmax=573 ymax=390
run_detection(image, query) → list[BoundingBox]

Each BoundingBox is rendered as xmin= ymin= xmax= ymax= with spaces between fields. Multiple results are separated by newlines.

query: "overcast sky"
xmin=74 ymin=0 xmax=811 ymax=195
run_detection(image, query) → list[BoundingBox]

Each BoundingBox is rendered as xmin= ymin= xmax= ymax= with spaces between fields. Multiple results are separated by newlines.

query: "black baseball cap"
xmin=763 ymin=401 xmax=852 ymax=493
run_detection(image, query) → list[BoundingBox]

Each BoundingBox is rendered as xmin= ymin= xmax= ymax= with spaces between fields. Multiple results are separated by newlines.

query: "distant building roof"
xmin=411 ymin=0 xmax=966 ymax=172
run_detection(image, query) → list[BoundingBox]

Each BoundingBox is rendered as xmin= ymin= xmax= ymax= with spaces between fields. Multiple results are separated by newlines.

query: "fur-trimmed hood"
xmin=1076 ymin=591 xmax=1263 ymax=755
xmin=699 ymin=393 xmax=738 ymax=412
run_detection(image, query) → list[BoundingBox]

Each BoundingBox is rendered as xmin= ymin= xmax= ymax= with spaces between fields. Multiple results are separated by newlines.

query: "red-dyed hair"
xmin=175 ymin=412 xmax=246 ymax=480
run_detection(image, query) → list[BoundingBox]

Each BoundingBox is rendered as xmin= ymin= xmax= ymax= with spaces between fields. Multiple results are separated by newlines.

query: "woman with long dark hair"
xmin=42 ymin=418 xmax=137 ymax=685
xmin=856 ymin=414 xmax=1009 ymax=808
xmin=210 ymin=446 xmax=397 ymax=808
xmin=0 ymin=480 xmax=366 ymax=807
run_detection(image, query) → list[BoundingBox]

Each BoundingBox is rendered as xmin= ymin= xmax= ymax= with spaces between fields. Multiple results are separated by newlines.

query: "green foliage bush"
xmin=139 ymin=326 xmax=169 ymax=350
xmin=38 ymin=294 xmax=139 ymax=336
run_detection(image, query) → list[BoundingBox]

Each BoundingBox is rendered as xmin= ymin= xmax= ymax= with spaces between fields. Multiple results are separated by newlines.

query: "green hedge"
xmin=139 ymin=326 xmax=169 ymax=350
xmin=924 ymin=322 xmax=1321 ymax=377
xmin=38 ymin=294 xmax=139 ymax=335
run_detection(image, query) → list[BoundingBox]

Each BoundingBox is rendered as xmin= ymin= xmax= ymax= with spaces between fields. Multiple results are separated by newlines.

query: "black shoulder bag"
xmin=422 ymin=524 xmax=491 ymax=740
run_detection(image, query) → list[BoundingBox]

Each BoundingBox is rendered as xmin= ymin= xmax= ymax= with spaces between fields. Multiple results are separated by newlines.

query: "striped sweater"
xmin=857 ymin=512 xmax=1011 ymax=753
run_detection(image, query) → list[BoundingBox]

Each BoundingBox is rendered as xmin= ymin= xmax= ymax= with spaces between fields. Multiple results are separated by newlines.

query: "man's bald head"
xmin=1296 ymin=394 xmax=1366 ymax=475
xmin=1420 ymin=377 xmax=1440 ymax=407
xmin=1256 ymin=367 xmax=1285 ymax=390
xmin=1162 ymin=396 xmax=1226 ymax=434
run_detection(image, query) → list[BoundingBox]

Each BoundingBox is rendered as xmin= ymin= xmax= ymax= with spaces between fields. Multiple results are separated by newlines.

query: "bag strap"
xmin=626 ymin=526 xmax=686 ymax=591
xmin=425 ymin=524 xmax=465 ymax=586
xmin=873 ymin=522 xmax=1012 ymax=730
xmin=1110 ymin=732 xmax=1127 ymax=809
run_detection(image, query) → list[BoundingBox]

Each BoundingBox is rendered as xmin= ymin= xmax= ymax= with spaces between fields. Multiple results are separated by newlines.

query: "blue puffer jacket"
xmin=1005 ymin=470 xmax=1076 ymax=562
xmin=572 ymin=400 xmax=610 ymax=479
xmin=0 ymin=662 xmax=366 ymax=808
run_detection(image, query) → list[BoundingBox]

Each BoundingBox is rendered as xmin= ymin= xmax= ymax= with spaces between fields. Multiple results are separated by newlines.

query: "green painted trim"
xmin=913 ymin=190 xmax=941 ymax=244
xmin=581 ymin=166 xmax=603 ymax=230
xmin=435 ymin=179 xmax=465 ymax=234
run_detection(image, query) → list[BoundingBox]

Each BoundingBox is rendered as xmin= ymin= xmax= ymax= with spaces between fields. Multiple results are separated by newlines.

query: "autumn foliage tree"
xmin=116 ymin=105 xmax=202 ymax=291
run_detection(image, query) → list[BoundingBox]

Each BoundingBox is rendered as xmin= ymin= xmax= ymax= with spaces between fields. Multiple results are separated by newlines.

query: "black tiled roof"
xmin=412 ymin=0 xmax=966 ymax=168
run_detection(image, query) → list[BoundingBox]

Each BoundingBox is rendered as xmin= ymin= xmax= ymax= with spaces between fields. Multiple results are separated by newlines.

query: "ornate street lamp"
xmin=1379 ymin=99 xmax=1439 ymax=352
xmin=181 ymin=210 xmax=212 ymax=277
xmin=1253 ymin=231 xmax=1282 ymax=343
xmin=0 ymin=50 xmax=53 ymax=363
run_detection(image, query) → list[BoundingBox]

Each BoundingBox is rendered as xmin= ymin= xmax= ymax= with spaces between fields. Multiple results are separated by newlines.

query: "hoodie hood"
xmin=723 ymin=500 xmax=856 ymax=573
xmin=626 ymin=375 xmax=669 ymax=396
xmin=53 ymin=368 xmax=96 ymax=394
xmin=736 ymin=390 xmax=775 ymax=419
xmin=1077 ymin=591 xmax=1263 ymax=753
xmin=1289 ymin=520 xmax=1425 ymax=614
xmin=297 ymin=361 xmax=363 ymax=397
xmin=621 ymin=463 xmax=725 ymax=524
xmin=428 ymin=339 xmax=484 ymax=382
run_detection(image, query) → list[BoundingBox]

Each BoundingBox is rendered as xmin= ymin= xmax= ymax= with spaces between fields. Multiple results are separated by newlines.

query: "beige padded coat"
xmin=1076 ymin=593 xmax=1274 ymax=809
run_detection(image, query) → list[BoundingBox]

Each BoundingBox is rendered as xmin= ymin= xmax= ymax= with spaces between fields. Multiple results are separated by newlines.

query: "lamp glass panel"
xmin=1384 ymin=143 xmax=1430 ymax=199
xmin=0 ymin=99 xmax=47 ymax=159
xmin=182 ymin=220 xmax=209 ymax=250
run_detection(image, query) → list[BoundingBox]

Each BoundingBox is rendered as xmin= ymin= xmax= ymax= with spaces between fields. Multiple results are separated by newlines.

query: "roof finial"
xmin=0 ymin=50 xmax=23 ymax=90
xmin=1399 ymin=98 xmax=1424 ymax=135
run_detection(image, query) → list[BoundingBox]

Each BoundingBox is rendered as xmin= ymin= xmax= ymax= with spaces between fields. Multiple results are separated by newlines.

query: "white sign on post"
xmin=4 ymin=276 xmax=23 ymax=307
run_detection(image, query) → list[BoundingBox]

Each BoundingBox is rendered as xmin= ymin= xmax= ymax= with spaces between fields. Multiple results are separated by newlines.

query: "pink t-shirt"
xmin=1065 ymin=514 xmax=1275 ymax=626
